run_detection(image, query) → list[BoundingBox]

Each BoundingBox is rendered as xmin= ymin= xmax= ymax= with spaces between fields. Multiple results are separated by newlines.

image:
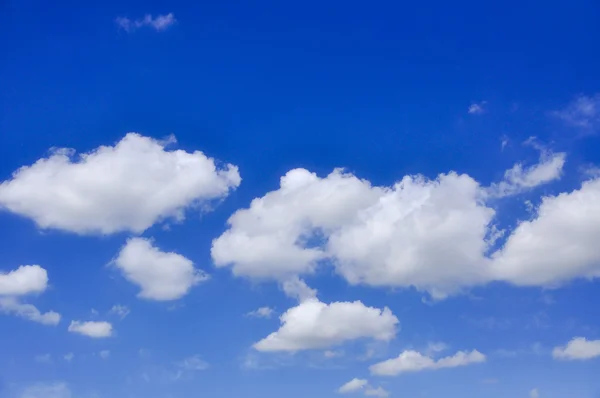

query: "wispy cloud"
xmin=116 ymin=13 xmax=176 ymax=33
xmin=553 ymin=94 xmax=600 ymax=133
xmin=468 ymin=101 xmax=487 ymax=114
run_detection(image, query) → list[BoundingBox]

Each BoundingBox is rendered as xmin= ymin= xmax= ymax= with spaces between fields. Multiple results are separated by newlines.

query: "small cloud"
xmin=324 ymin=350 xmax=344 ymax=358
xmin=501 ymin=135 xmax=509 ymax=151
xmin=109 ymin=304 xmax=130 ymax=320
xmin=364 ymin=386 xmax=389 ymax=397
xmin=468 ymin=101 xmax=487 ymax=115
xmin=246 ymin=306 xmax=275 ymax=319
xmin=34 ymin=353 xmax=52 ymax=364
xmin=116 ymin=13 xmax=176 ymax=33
xmin=552 ymin=337 xmax=600 ymax=360
xmin=68 ymin=320 xmax=113 ymax=338
xmin=425 ymin=342 xmax=448 ymax=355
xmin=553 ymin=94 xmax=600 ymax=133
xmin=530 ymin=388 xmax=540 ymax=398
xmin=99 ymin=350 xmax=110 ymax=359
xmin=64 ymin=353 xmax=74 ymax=362
xmin=176 ymin=355 xmax=209 ymax=371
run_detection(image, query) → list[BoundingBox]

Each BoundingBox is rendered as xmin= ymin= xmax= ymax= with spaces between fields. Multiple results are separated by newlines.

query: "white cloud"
xmin=468 ymin=101 xmax=486 ymax=114
xmin=99 ymin=350 xmax=110 ymax=359
xmin=114 ymin=238 xmax=208 ymax=301
xmin=554 ymin=94 xmax=600 ymax=131
xmin=530 ymin=388 xmax=540 ymax=398
xmin=338 ymin=378 xmax=368 ymax=393
xmin=369 ymin=349 xmax=485 ymax=376
xmin=0 ymin=297 xmax=60 ymax=325
xmin=176 ymin=355 xmax=209 ymax=371
xmin=20 ymin=382 xmax=71 ymax=398
xmin=64 ymin=353 xmax=74 ymax=362
xmin=324 ymin=350 xmax=344 ymax=358
xmin=281 ymin=276 xmax=318 ymax=302
xmin=0 ymin=133 xmax=240 ymax=235
xmin=552 ymin=337 xmax=600 ymax=361
xmin=68 ymin=320 xmax=113 ymax=338
xmin=116 ymin=13 xmax=176 ymax=32
xmin=109 ymin=304 xmax=130 ymax=319
xmin=488 ymin=151 xmax=565 ymax=197
xmin=364 ymin=387 xmax=389 ymax=397
xmin=246 ymin=306 xmax=275 ymax=319
xmin=34 ymin=354 xmax=52 ymax=364
xmin=253 ymin=298 xmax=398 ymax=352
xmin=214 ymin=165 xmax=600 ymax=299
xmin=0 ymin=265 xmax=48 ymax=296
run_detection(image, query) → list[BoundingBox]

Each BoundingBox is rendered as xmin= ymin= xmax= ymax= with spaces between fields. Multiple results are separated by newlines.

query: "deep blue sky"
xmin=1 ymin=1 xmax=600 ymax=397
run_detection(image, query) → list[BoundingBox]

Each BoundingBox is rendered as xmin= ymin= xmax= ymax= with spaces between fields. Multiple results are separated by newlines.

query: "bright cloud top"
xmin=552 ymin=337 xmax=600 ymax=361
xmin=116 ymin=13 xmax=176 ymax=32
xmin=0 ymin=133 xmax=240 ymax=235
xmin=253 ymin=298 xmax=398 ymax=352
xmin=0 ymin=265 xmax=48 ymax=296
xmin=338 ymin=378 xmax=368 ymax=393
xmin=68 ymin=321 xmax=113 ymax=338
xmin=369 ymin=349 xmax=486 ymax=376
xmin=113 ymin=238 xmax=208 ymax=301
xmin=213 ymin=160 xmax=600 ymax=298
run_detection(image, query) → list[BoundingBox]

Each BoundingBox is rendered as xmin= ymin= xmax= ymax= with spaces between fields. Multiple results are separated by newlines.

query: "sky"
xmin=1 ymin=0 xmax=600 ymax=397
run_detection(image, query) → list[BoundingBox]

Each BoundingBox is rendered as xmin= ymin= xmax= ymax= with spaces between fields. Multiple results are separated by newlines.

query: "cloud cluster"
xmin=116 ymin=13 xmax=176 ymax=32
xmin=369 ymin=349 xmax=486 ymax=376
xmin=552 ymin=337 xmax=600 ymax=361
xmin=0 ymin=133 xmax=240 ymax=234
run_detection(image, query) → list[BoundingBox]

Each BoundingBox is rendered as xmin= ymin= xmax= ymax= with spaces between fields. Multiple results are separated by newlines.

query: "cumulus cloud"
xmin=116 ymin=13 xmax=176 ymax=32
xmin=68 ymin=320 xmax=113 ymax=338
xmin=369 ymin=349 xmax=485 ymax=376
xmin=554 ymin=94 xmax=600 ymax=132
xmin=113 ymin=238 xmax=208 ymax=301
xmin=338 ymin=378 xmax=368 ymax=393
xmin=0 ymin=297 xmax=60 ymax=325
xmin=552 ymin=337 xmax=600 ymax=360
xmin=0 ymin=133 xmax=240 ymax=235
xmin=213 ymin=163 xmax=600 ymax=298
xmin=253 ymin=298 xmax=398 ymax=352
xmin=0 ymin=265 xmax=48 ymax=296
xmin=246 ymin=306 xmax=275 ymax=319
xmin=20 ymin=382 xmax=71 ymax=398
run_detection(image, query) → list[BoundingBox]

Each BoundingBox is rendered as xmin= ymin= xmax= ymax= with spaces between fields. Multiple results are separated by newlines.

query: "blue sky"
xmin=1 ymin=0 xmax=600 ymax=397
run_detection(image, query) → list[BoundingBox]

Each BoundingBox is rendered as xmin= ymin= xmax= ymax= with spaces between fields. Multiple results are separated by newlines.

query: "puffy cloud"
xmin=68 ymin=320 xmax=113 ymax=338
xmin=0 ymin=133 xmax=240 ymax=235
xmin=113 ymin=238 xmax=208 ymax=301
xmin=554 ymin=94 xmax=600 ymax=132
xmin=109 ymin=304 xmax=130 ymax=319
xmin=246 ymin=306 xmax=275 ymax=319
xmin=20 ymin=382 xmax=71 ymax=398
xmin=338 ymin=378 xmax=368 ymax=393
xmin=116 ymin=13 xmax=176 ymax=32
xmin=0 ymin=265 xmax=47 ymax=296
xmin=214 ymin=164 xmax=600 ymax=298
xmin=369 ymin=349 xmax=485 ymax=376
xmin=468 ymin=101 xmax=486 ymax=114
xmin=254 ymin=298 xmax=398 ymax=352
xmin=0 ymin=297 xmax=60 ymax=325
xmin=488 ymin=151 xmax=565 ymax=197
xmin=552 ymin=337 xmax=600 ymax=361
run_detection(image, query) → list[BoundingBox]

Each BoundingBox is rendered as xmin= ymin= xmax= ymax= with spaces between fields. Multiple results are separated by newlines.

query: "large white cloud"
xmin=0 ymin=133 xmax=240 ymax=234
xmin=113 ymin=238 xmax=208 ymax=301
xmin=68 ymin=320 xmax=113 ymax=338
xmin=0 ymin=265 xmax=48 ymax=296
xmin=0 ymin=297 xmax=60 ymax=325
xmin=212 ymin=162 xmax=600 ymax=298
xmin=552 ymin=337 xmax=600 ymax=361
xmin=253 ymin=298 xmax=398 ymax=352
xmin=369 ymin=349 xmax=485 ymax=376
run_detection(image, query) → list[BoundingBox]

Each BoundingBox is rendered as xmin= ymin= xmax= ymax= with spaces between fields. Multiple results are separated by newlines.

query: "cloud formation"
xmin=116 ymin=13 xmax=176 ymax=32
xmin=369 ymin=349 xmax=485 ymax=376
xmin=0 ymin=297 xmax=60 ymax=325
xmin=114 ymin=238 xmax=208 ymax=301
xmin=0 ymin=133 xmax=240 ymax=234
xmin=0 ymin=265 xmax=48 ymax=296
xmin=552 ymin=337 xmax=600 ymax=361
xmin=246 ymin=306 xmax=275 ymax=319
xmin=68 ymin=320 xmax=113 ymax=338
xmin=554 ymin=94 xmax=600 ymax=132
xmin=338 ymin=378 xmax=368 ymax=393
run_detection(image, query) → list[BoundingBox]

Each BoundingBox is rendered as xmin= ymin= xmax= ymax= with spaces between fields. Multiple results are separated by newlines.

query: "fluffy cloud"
xmin=68 ymin=320 xmax=113 ymax=338
xmin=0 ymin=265 xmax=48 ymax=296
xmin=114 ymin=238 xmax=208 ymax=301
xmin=246 ymin=306 xmax=275 ymax=319
xmin=0 ymin=297 xmax=60 ymax=325
xmin=0 ymin=133 xmax=240 ymax=234
xmin=369 ymin=349 xmax=485 ymax=376
xmin=253 ymin=298 xmax=398 ymax=352
xmin=554 ymin=93 xmax=600 ymax=131
xmin=552 ymin=337 xmax=600 ymax=360
xmin=116 ymin=13 xmax=176 ymax=32
xmin=487 ymin=151 xmax=565 ymax=197
xmin=20 ymin=382 xmax=71 ymax=398
xmin=338 ymin=378 xmax=368 ymax=393
xmin=213 ymin=164 xmax=600 ymax=298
